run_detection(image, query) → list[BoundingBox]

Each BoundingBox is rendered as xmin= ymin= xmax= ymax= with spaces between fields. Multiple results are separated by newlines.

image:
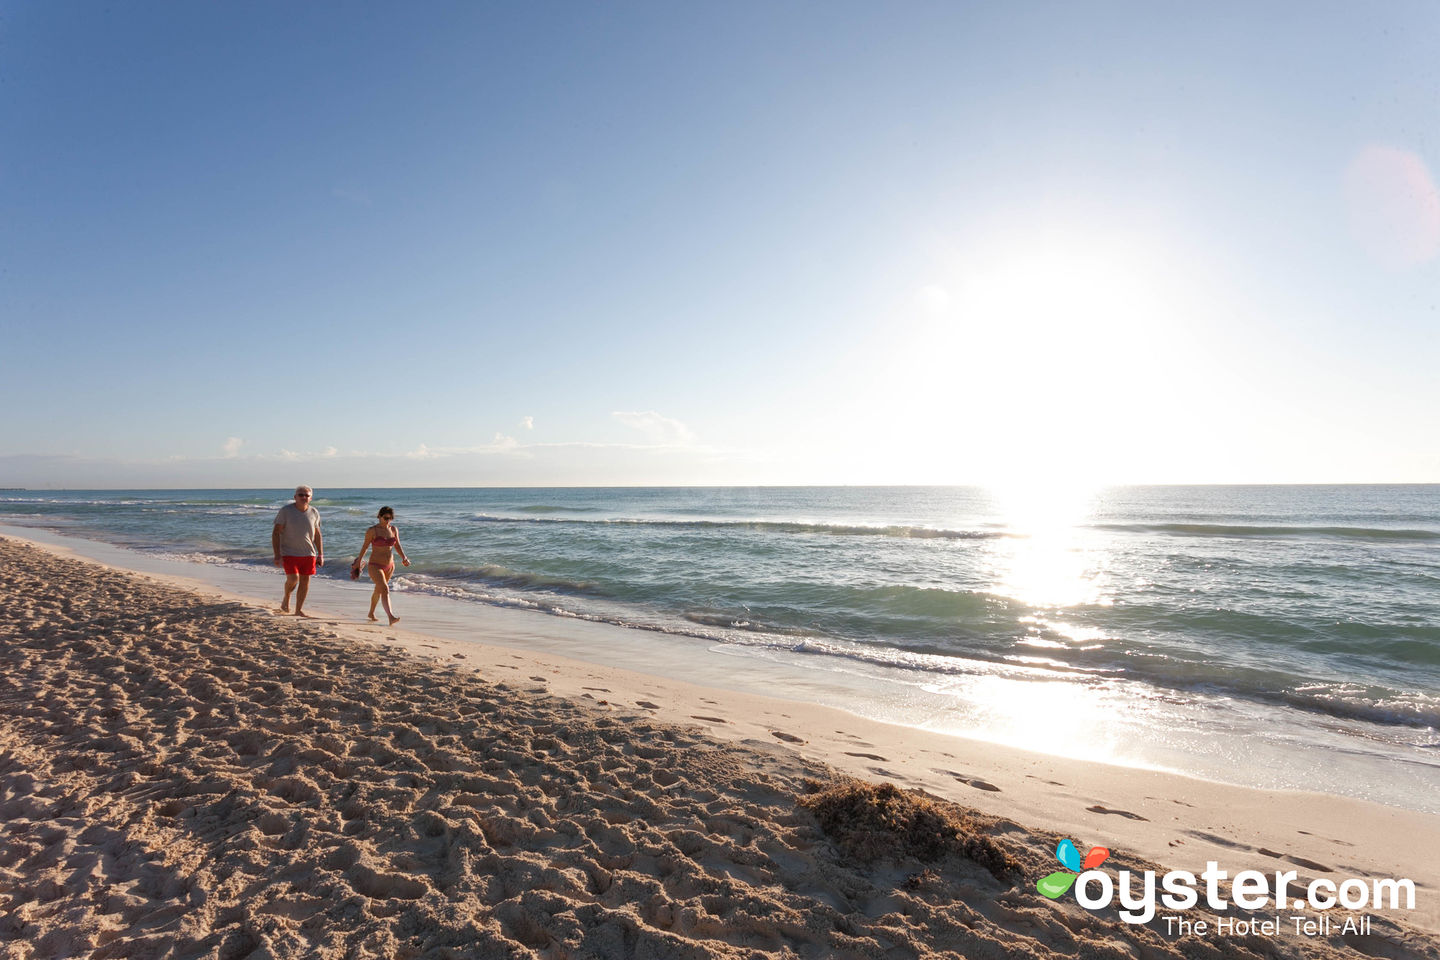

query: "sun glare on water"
xmin=926 ymin=478 xmax=1132 ymax=765
xmin=987 ymin=478 xmax=1104 ymax=609
xmin=923 ymin=671 xmax=1133 ymax=765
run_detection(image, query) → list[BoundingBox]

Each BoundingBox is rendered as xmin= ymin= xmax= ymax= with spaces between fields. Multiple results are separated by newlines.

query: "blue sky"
xmin=3 ymin=1 xmax=1437 ymax=488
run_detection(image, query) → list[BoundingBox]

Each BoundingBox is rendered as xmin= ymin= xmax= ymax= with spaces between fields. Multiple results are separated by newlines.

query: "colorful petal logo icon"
xmin=1036 ymin=839 xmax=1110 ymax=899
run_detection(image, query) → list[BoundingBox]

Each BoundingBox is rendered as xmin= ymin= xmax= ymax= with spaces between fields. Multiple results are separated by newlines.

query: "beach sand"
xmin=1 ymin=535 xmax=1436 ymax=959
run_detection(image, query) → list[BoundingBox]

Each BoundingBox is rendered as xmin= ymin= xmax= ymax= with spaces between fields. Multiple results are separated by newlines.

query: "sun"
xmin=882 ymin=227 xmax=1190 ymax=485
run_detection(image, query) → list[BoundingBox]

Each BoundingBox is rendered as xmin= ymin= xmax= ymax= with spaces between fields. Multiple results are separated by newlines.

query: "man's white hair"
xmin=295 ymin=485 xmax=313 ymax=496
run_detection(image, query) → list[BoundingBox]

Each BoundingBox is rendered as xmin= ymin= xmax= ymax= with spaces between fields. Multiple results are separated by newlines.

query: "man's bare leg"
xmin=281 ymin=572 xmax=298 ymax=613
xmin=294 ymin=575 xmax=313 ymax=617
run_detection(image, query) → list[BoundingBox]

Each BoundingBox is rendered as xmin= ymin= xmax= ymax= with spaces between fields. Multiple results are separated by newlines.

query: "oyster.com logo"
xmin=1034 ymin=836 xmax=1416 ymax=930
xmin=1037 ymin=838 xmax=1110 ymax=899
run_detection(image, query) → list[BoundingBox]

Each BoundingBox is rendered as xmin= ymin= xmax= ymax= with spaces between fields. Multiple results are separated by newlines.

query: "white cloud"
xmin=520 ymin=416 xmax=534 ymax=430
xmin=612 ymin=410 xmax=695 ymax=446
xmin=323 ymin=446 xmax=339 ymax=458
xmin=222 ymin=437 xmax=243 ymax=458
xmin=404 ymin=434 xmax=520 ymax=460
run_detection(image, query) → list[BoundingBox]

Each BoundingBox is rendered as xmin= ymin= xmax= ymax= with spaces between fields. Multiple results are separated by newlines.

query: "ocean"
xmin=4 ymin=484 xmax=1437 ymax=811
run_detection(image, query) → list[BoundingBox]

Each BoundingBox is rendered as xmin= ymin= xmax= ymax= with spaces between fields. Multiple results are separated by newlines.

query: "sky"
xmin=2 ymin=1 xmax=1438 ymax=488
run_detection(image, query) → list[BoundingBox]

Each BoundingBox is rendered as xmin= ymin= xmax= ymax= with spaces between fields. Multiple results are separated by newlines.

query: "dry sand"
xmin=1 ymin=536 xmax=1436 ymax=959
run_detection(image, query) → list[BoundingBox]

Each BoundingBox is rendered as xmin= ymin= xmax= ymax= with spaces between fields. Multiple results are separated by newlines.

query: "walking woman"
xmin=351 ymin=506 xmax=410 ymax=624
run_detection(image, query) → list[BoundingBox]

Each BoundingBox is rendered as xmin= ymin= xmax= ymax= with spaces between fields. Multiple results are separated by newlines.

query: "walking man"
xmin=273 ymin=485 xmax=323 ymax=617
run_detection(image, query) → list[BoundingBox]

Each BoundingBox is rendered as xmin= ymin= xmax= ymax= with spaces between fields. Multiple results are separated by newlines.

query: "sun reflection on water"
xmin=922 ymin=670 xmax=1162 ymax=768
xmin=986 ymin=480 xmax=1107 ymax=609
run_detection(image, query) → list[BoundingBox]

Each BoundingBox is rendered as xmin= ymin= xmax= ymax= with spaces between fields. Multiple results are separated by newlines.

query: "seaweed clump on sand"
xmin=801 ymin=779 xmax=1017 ymax=880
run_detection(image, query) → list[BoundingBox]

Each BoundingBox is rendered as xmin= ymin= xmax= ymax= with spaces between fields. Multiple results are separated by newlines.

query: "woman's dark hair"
xmin=378 ymin=506 xmax=394 ymax=519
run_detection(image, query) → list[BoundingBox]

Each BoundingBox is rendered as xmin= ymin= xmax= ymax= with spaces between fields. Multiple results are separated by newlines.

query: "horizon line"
xmin=5 ymin=481 xmax=1439 ymax=492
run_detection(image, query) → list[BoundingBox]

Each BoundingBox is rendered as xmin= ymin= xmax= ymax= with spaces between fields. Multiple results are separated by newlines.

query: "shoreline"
xmin=2 ymin=531 xmax=1437 ymax=951
xmin=4 ymin=522 xmax=1436 ymax=811
xmin=3 ymin=488 xmax=1434 ymax=820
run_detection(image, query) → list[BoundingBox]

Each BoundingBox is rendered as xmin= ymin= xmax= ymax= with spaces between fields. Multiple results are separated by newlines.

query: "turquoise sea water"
xmin=4 ymin=485 xmax=1437 ymax=808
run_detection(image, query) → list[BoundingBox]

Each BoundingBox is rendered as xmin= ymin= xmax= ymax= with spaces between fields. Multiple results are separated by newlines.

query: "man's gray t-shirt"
xmin=274 ymin=504 xmax=321 ymax=557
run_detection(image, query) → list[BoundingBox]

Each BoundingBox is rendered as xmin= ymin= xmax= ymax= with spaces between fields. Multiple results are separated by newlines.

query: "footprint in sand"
xmin=1258 ymin=849 xmax=1332 ymax=872
xmin=1087 ymin=804 xmax=1148 ymax=821
xmin=636 ymin=701 xmax=660 ymax=710
xmin=451 ymin=653 xmax=466 ymax=659
xmin=771 ymin=731 xmax=805 ymax=744
xmin=1288 ymin=856 xmax=1332 ymax=871
xmin=582 ymin=686 xmax=611 ymax=693
xmin=529 ymin=676 xmax=548 ymax=682
xmin=690 ymin=715 xmax=728 ymax=724
xmin=933 ymin=768 xmax=1001 ymax=792
xmin=1027 ymin=775 xmax=1066 ymax=787
xmin=1183 ymin=829 xmax=1250 ymax=850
